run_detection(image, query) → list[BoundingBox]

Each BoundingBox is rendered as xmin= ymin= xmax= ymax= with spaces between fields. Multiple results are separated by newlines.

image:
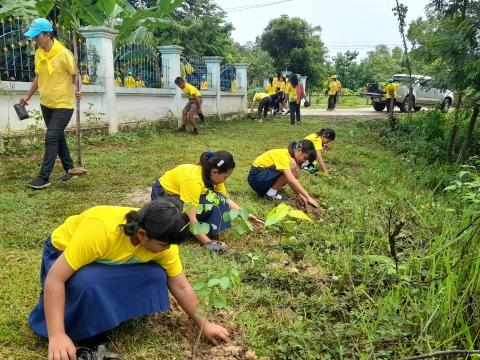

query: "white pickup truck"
xmin=362 ymin=74 xmax=454 ymax=112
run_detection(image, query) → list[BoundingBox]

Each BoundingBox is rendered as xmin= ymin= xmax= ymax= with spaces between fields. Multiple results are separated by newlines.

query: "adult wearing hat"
xmin=20 ymin=18 xmax=84 ymax=189
xmin=326 ymin=75 xmax=342 ymax=111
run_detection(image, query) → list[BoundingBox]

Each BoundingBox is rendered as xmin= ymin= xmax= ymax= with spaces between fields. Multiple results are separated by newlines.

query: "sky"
xmin=213 ymin=0 xmax=430 ymax=60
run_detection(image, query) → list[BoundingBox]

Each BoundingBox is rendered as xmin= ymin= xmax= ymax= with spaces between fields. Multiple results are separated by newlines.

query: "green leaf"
xmin=265 ymin=202 xmax=290 ymax=227
xmin=207 ymin=278 xmax=221 ymax=287
xmin=183 ymin=203 xmax=194 ymax=213
xmin=211 ymin=293 xmax=227 ymax=309
xmin=97 ymin=0 xmax=115 ymax=16
xmin=443 ymin=185 xmax=458 ymax=192
xmin=228 ymin=209 xmax=239 ymax=220
xmin=288 ymin=209 xmax=313 ymax=222
xmin=191 ymin=222 xmax=210 ymax=235
xmin=219 ymin=277 xmax=231 ymax=290
xmin=222 ymin=212 xmax=231 ymax=222
xmin=195 ymin=204 xmax=204 ymax=215
xmin=204 ymin=204 xmax=213 ymax=211
xmin=235 ymin=224 xmax=247 ymax=235
xmin=240 ymin=207 xmax=250 ymax=220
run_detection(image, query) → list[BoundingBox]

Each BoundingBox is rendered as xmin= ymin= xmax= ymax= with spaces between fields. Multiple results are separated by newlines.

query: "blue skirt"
xmin=151 ymin=180 xmax=231 ymax=237
xmin=29 ymin=237 xmax=171 ymax=341
xmin=247 ymin=166 xmax=282 ymax=196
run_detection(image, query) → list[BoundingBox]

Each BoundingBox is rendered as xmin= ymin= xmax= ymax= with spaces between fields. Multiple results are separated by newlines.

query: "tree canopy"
xmin=259 ymin=15 xmax=327 ymax=87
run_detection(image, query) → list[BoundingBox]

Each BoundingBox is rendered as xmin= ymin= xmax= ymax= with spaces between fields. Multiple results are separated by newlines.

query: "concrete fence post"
xmin=203 ymin=56 xmax=222 ymax=116
xmin=159 ymin=45 xmax=184 ymax=124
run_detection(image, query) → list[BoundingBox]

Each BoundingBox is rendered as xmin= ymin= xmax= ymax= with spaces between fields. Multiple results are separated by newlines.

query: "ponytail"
xmin=121 ymin=199 xmax=189 ymax=244
xmin=199 ymin=150 xmax=235 ymax=189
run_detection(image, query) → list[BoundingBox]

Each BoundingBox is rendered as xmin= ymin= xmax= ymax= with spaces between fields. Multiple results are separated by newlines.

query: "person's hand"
xmin=306 ymin=196 xmax=320 ymax=208
xmin=19 ymin=97 xmax=30 ymax=107
xmin=48 ymin=333 xmax=76 ymax=360
xmin=248 ymin=214 xmax=264 ymax=229
xmin=202 ymin=321 xmax=230 ymax=345
xmin=75 ymin=91 xmax=82 ymax=100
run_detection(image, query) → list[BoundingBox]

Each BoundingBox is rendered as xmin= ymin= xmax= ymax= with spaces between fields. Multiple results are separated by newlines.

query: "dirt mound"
xmin=148 ymin=303 xmax=262 ymax=360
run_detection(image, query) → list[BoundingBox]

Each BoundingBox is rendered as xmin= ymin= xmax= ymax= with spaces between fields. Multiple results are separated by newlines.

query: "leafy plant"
xmin=264 ymin=202 xmax=312 ymax=227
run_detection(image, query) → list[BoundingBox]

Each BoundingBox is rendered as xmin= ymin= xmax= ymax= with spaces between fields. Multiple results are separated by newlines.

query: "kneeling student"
xmin=29 ymin=200 xmax=230 ymax=360
xmin=152 ymin=151 xmax=262 ymax=253
xmin=248 ymin=140 xmax=320 ymax=208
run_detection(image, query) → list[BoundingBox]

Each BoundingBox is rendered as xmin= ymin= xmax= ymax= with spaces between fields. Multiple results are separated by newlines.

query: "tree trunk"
xmin=72 ymin=32 xmax=82 ymax=166
xmin=457 ymin=103 xmax=479 ymax=164
xmin=446 ymin=91 xmax=462 ymax=163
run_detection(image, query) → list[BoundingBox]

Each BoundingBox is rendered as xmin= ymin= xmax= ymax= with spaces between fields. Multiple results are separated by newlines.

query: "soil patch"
xmin=125 ymin=187 xmax=152 ymax=206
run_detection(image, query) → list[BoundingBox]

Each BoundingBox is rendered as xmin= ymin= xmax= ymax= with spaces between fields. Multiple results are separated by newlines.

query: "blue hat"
xmin=388 ymin=78 xmax=394 ymax=83
xmin=24 ymin=18 xmax=53 ymax=38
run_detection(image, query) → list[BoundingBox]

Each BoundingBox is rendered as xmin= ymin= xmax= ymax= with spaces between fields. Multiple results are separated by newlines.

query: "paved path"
xmin=302 ymin=107 xmax=386 ymax=116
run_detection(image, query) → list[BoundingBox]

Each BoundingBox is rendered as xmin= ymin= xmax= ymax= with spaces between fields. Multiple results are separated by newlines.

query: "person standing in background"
xmin=20 ymin=18 xmax=85 ymax=190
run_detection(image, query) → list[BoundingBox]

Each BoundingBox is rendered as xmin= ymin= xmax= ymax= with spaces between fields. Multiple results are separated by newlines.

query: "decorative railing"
xmin=220 ymin=64 xmax=237 ymax=92
xmin=113 ymin=43 xmax=163 ymax=88
xmin=180 ymin=56 xmax=209 ymax=90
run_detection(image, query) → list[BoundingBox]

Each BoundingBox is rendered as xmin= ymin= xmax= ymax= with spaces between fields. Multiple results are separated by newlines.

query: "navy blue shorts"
xmin=247 ymin=166 xmax=282 ymax=196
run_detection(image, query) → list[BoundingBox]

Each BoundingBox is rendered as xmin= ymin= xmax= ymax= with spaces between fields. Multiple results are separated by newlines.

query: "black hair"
xmin=290 ymin=74 xmax=299 ymax=87
xmin=275 ymin=71 xmax=281 ymax=78
xmin=268 ymin=77 xmax=273 ymax=85
xmin=288 ymin=139 xmax=316 ymax=162
xmin=121 ymin=199 xmax=189 ymax=244
xmin=199 ymin=150 xmax=235 ymax=190
xmin=174 ymin=77 xmax=185 ymax=85
xmin=316 ymin=128 xmax=336 ymax=141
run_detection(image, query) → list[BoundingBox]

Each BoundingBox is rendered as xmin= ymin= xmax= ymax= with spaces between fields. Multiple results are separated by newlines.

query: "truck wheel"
xmin=401 ymin=96 xmax=414 ymax=113
xmin=373 ymin=102 xmax=386 ymax=112
xmin=442 ymin=98 xmax=452 ymax=112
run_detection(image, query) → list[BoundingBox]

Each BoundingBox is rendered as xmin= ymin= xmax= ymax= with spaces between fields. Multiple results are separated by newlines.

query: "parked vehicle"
xmin=362 ymin=74 xmax=454 ymax=112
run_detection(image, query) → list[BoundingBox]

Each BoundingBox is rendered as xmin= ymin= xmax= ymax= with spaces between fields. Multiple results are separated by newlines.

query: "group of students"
xmin=29 ymin=128 xmax=336 ymax=359
xmin=250 ymin=72 xmax=306 ymax=125
xmin=20 ymin=16 xmax=340 ymax=360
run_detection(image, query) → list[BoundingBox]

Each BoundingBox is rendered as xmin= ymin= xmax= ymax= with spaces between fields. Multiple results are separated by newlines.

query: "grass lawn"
xmin=0 ymin=115 xmax=463 ymax=359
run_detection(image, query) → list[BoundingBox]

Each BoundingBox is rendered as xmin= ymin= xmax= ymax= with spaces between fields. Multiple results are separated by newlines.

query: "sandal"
xmin=203 ymin=241 xmax=229 ymax=254
xmin=77 ymin=345 xmax=121 ymax=360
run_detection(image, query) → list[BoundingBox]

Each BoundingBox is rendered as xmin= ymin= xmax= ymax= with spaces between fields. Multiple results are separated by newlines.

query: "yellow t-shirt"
xmin=272 ymin=77 xmax=281 ymax=90
xmin=285 ymin=83 xmax=297 ymax=102
xmin=265 ymin=84 xmax=277 ymax=96
xmin=279 ymin=81 xmax=286 ymax=92
xmin=124 ymin=76 xmax=136 ymax=88
xmin=160 ymin=164 xmax=227 ymax=206
xmin=183 ymin=83 xmax=201 ymax=99
xmin=253 ymin=92 xmax=269 ymax=102
xmin=328 ymin=80 xmax=342 ymax=95
xmin=82 ymin=74 xmax=91 ymax=85
xmin=136 ymin=80 xmax=145 ymax=88
xmin=200 ymin=80 xmax=208 ymax=90
xmin=51 ymin=206 xmax=183 ymax=276
xmin=304 ymin=133 xmax=323 ymax=151
xmin=35 ymin=42 xmax=75 ymax=109
xmin=384 ymin=83 xmax=399 ymax=99
xmin=115 ymin=77 xmax=122 ymax=87
xmin=252 ymin=149 xmax=292 ymax=171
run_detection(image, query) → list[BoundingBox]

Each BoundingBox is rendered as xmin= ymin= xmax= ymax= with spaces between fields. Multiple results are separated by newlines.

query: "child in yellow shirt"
xmin=29 ymin=200 xmax=230 ymax=358
xmin=175 ymin=77 xmax=203 ymax=135
xmin=248 ymin=140 xmax=321 ymax=208
xmin=151 ymin=151 xmax=262 ymax=253
xmin=303 ymin=128 xmax=336 ymax=174
xmin=250 ymin=91 xmax=272 ymax=121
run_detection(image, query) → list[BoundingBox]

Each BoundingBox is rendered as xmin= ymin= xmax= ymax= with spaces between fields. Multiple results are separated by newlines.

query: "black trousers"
xmin=327 ymin=94 xmax=337 ymax=109
xmin=39 ymin=105 xmax=74 ymax=180
xmin=257 ymin=96 xmax=272 ymax=119
xmin=289 ymin=101 xmax=301 ymax=124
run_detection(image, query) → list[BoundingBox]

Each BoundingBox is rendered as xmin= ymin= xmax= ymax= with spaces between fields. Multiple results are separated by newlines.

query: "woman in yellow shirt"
xmin=248 ymin=140 xmax=320 ymax=208
xmin=265 ymin=77 xmax=278 ymax=114
xmin=29 ymin=200 xmax=230 ymax=359
xmin=303 ymin=128 xmax=336 ymax=174
xmin=152 ymin=151 xmax=262 ymax=253
xmin=20 ymin=18 xmax=85 ymax=190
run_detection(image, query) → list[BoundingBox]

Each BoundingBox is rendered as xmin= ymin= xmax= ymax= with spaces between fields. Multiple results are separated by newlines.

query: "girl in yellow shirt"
xmin=29 ymin=200 xmax=230 ymax=359
xmin=152 ymin=151 xmax=262 ymax=253
xmin=248 ymin=140 xmax=321 ymax=208
xmin=303 ymin=128 xmax=336 ymax=174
